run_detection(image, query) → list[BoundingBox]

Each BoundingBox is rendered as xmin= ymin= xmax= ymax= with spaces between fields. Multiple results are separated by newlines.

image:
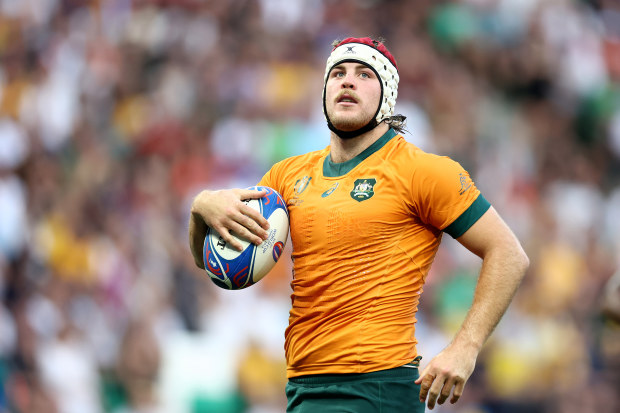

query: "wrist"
xmin=449 ymin=334 xmax=484 ymax=356
xmin=191 ymin=190 xmax=213 ymax=215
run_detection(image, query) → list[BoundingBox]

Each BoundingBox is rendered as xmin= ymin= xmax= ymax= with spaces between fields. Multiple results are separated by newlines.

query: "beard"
xmin=327 ymin=108 xmax=374 ymax=133
xmin=324 ymin=87 xmax=382 ymax=139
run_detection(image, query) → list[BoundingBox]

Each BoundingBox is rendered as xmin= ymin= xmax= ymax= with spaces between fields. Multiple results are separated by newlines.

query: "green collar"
xmin=323 ymin=128 xmax=397 ymax=177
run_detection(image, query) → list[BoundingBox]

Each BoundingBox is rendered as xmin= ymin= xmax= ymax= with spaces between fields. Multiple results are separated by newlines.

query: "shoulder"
xmin=384 ymin=135 xmax=463 ymax=177
xmin=264 ymin=147 xmax=329 ymax=187
xmin=271 ymin=147 xmax=329 ymax=173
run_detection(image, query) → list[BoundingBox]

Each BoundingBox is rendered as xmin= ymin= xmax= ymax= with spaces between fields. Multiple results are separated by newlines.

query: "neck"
xmin=329 ymin=123 xmax=389 ymax=163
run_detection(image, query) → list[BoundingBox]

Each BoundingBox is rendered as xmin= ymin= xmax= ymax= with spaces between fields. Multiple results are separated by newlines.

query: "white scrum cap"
xmin=323 ymin=37 xmax=400 ymax=124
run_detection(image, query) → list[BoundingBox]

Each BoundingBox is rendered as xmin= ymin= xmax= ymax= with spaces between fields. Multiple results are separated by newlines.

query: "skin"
xmin=602 ymin=268 xmax=620 ymax=322
xmin=325 ymin=62 xmax=389 ymax=163
xmin=415 ymin=207 xmax=529 ymax=409
xmin=189 ymin=188 xmax=269 ymax=267
xmin=188 ymin=60 xmax=530 ymax=410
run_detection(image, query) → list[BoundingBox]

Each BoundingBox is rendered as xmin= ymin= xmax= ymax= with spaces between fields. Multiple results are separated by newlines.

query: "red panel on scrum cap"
xmin=332 ymin=37 xmax=398 ymax=71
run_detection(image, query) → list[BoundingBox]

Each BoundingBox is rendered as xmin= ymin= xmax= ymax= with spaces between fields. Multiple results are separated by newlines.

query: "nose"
xmin=341 ymin=73 xmax=355 ymax=89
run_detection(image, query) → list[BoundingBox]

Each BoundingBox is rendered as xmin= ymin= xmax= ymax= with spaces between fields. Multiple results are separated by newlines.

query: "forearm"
xmin=415 ymin=247 xmax=527 ymax=410
xmin=189 ymin=190 xmax=214 ymax=268
xmin=417 ymin=208 xmax=527 ymax=409
xmin=189 ymin=211 xmax=208 ymax=268
xmin=451 ymin=246 xmax=529 ymax=352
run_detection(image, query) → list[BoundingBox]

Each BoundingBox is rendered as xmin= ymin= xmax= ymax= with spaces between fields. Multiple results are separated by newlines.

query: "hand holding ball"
xmin=203 ymin=186 xmax=289 ymax=289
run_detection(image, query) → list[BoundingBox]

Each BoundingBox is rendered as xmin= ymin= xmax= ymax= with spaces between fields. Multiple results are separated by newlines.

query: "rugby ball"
xmin=203 ymin=186 xmax=289 ymax=290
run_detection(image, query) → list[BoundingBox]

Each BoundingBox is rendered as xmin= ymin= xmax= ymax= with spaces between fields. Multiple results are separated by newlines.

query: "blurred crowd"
xmin=0 ymin=0 xmax=619 ymax=412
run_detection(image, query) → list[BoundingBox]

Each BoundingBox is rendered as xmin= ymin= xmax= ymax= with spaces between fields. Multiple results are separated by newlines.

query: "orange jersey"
xmin=258 ymin=129 xmax=490 ymax=378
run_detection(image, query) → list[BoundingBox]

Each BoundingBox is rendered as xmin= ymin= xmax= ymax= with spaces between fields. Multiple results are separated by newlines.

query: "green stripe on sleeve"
xmin=443 ymin=195 xmax=491 ymax=239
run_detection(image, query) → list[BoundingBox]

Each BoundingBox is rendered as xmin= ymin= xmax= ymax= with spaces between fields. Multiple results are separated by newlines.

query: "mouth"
xmin=337 ymin=94 xmax=358 ymax=104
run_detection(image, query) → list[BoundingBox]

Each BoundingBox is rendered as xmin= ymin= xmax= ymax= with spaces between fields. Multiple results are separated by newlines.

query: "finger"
xmin=239 ymin=218 xmax=268 ymax=244
xmin=426 ymin=375 xmax=446 ymax=410
xmin=233 ymin=209 xmax=269 ymax=240
xmin=437 ymin=377 xmax=456 ymax=406
xmin=212 ymin=225 xmax=245 ymax=252
xmin=414 ymin=365 xmax=430 ymax=385
xmin=450 ymin=379 xmax=465 ymax=404
xmin=227 ymin=220 xmax=264 ymax=247
xmin=418 ymin=373 xmax=435 ymax=403
xmin=237 ymin=188 xmax=267 ymax=200
xmin=239 ymin=204 xmax=270 ymax=232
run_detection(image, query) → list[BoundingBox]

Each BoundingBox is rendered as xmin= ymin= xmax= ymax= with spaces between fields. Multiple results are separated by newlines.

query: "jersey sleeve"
xmin=258 ymin=160 xmax=285 ymax=196
xmin=411 ymin=155 xmax=490 ymax=238
xmin=258 ymin=168 xmax=275 ymax=189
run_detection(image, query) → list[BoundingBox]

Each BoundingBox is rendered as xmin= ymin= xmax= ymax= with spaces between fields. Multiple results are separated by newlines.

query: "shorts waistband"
xmin=289 ymin=357 xmax=421 ymax=385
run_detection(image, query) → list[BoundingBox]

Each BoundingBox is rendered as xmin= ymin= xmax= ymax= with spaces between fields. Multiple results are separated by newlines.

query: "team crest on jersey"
xmin=289 ymin=176 xmax=312 ymax=206
xmin=350 ymin=179 xmax=376 ymax=202
xmin=294 ymin=176 xmax=312 ymax=194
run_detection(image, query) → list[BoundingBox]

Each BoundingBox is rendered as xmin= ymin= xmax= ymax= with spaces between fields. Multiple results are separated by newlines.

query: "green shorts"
xmin=285 ymin=359 xmax=425 ymax=413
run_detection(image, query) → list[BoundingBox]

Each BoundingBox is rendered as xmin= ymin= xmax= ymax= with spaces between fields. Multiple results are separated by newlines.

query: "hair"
xmin=330 ymin=37 xmax=408 ymax=135
xmin=384 ymin=114 xmax=408 ymax=134
xmin=331 ymin=36 xmax=387 ymax=49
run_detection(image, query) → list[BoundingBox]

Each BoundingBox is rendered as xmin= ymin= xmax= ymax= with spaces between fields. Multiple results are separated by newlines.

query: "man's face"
xmin=325 ymin=62 xmax=382 ymax=132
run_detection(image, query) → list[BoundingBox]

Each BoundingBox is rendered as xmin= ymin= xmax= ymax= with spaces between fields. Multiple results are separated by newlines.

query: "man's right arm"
xmin=188 ymin=188 xmax=270 ymax=269
xmin=602 ymin=268 xmax=620 ymax=322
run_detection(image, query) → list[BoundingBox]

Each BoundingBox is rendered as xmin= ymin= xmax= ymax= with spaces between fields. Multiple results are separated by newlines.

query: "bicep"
xmin=455 ymin=207 xmax=524 ymax=259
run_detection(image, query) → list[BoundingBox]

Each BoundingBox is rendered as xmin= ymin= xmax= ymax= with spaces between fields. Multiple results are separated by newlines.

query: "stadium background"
xmin=0 ymin=0 xmax=619 ymax=412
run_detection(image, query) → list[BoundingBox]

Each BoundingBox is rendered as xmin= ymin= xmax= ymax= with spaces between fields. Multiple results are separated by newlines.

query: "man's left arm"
xmin=416 ymin=206 xmax=530 ymax=410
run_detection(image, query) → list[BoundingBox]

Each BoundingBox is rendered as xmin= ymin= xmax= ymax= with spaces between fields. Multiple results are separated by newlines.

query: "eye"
xmin=332 ymin=71 xmax=345 ymax=78
xmin=360 ymin=72 xmax=370 ymax=79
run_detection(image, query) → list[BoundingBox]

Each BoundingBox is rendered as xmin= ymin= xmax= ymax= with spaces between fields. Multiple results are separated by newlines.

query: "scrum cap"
xmin=323 ymin=37 xmax=400 ymax=137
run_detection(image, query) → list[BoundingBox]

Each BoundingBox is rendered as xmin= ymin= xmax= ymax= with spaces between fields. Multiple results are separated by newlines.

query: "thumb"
xmin=415 ymin=364 xmax=430 ymax=384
